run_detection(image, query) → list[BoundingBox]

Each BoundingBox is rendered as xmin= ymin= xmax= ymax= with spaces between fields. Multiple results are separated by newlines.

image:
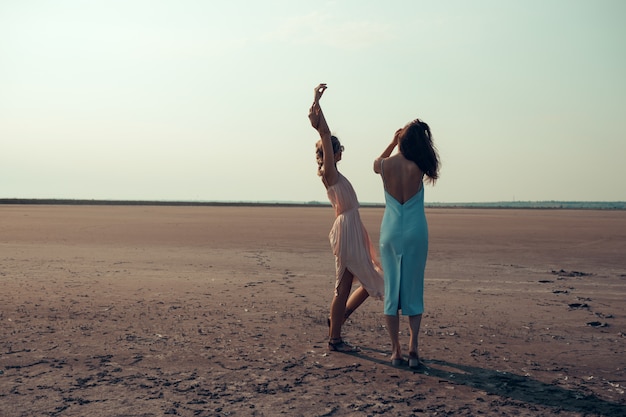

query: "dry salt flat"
xmin=1 ymin=205 xmax=625 ymax=416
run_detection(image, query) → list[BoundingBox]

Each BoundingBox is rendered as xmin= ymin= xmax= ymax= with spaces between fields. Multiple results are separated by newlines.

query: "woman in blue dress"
xmin=373 ymin=119 xmax=440 ymax=368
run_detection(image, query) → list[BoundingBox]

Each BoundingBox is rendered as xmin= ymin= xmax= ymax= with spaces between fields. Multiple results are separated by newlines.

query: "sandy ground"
xmin=0 ymin=205 xmax=625 ymax=417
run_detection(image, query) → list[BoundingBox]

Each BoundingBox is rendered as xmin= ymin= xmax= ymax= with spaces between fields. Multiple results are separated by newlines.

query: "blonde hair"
xmin=315 ymin=136 xmax=344 ymax=176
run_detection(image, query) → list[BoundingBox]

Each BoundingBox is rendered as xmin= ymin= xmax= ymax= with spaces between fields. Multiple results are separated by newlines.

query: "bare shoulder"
xmin=385 ymin=154 xmax=406 ymax=169
xmin=391 ymin=154 xmax=423 ymax=178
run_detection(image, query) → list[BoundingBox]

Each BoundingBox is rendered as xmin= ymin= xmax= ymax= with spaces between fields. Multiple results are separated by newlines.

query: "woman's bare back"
xmin=382 ymin=154 xmax=423 ymax=204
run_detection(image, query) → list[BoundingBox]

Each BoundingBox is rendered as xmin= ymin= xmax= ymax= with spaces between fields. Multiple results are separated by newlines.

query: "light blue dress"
xmin=379 ymin=161 xmax=428 ymax=316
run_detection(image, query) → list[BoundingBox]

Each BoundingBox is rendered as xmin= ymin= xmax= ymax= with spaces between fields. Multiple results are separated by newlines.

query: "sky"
xmin=1 ymin=0 xmax=625 ymax=204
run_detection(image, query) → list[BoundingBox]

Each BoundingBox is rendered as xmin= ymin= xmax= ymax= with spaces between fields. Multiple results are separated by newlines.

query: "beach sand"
xmin=1 ymin=205 xmax=625 ymax=416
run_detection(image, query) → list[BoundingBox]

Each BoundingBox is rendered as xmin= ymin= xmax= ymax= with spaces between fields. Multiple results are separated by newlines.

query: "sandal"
xmin=408 ymin=352 xmax=420 ymax=369
xmin=328 ymin=338 xmax=360 ymax=353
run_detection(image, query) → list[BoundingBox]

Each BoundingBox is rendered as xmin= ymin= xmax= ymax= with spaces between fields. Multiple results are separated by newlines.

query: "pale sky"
xmin=2 ymin=0 xmax=625 ymax=203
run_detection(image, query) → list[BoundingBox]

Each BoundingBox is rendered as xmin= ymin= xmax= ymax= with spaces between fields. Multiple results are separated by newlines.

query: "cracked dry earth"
xmin=1 ymin=205 xmax=625 ymax=416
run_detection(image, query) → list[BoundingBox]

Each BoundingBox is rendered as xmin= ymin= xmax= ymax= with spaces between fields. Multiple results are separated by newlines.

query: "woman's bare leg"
xmin=329 ymin=269 xmax=353 ymax=340
xmin=385 ymin=313 xmax=402 ymax=361
xmin=345 ymin=286 xmax=369 ymax=321
xmin=408 ymin=314 xmax=422 ymax=357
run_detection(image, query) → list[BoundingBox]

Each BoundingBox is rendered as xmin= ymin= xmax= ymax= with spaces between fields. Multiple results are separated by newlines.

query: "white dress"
xmin=326 ymin=173 xmax=385 ymax=298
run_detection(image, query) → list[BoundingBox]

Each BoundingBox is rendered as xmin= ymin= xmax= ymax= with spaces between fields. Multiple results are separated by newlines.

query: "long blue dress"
xmin=379 ymin=162 xmax=428 ymax=316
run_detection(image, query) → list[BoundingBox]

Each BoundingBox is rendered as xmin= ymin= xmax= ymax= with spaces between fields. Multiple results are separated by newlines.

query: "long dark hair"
xmin=399 ymin=119 xmax=440 ymax=184
xmin=315 ymin=136 xmax=344 ymax=176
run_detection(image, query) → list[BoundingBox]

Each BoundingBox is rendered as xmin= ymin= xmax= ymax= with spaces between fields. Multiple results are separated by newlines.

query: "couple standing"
xmin=308 ymin=83 xmax=440 ymax=368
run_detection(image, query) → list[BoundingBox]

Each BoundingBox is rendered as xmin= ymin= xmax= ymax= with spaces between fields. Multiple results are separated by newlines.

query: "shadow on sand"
xmin=358 ymin=348 xmax=625 ymax=416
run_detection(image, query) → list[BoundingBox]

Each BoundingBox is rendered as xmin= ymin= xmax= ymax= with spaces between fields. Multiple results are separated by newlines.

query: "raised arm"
xmin=373 ymin=128 xmax=401 ymax=174
xmin=309 ymin=84 xmax=338 ymax=185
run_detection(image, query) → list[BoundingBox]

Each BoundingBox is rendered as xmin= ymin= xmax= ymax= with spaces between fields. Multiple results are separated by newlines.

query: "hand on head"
xmin=393 ymin=128 xmax=403 ymax=145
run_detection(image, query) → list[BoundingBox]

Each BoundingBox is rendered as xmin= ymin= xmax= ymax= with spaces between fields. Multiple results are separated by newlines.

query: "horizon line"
xmin=1 ymin=198 xmax=625 ymax=210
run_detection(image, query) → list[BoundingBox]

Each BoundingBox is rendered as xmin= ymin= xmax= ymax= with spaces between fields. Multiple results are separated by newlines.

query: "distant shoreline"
xmin=1 ymin=198 xmax=625 ymax=210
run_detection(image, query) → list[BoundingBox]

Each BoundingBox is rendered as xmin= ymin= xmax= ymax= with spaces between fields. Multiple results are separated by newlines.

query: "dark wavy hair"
xmin=315 ymin=136 xmax=344 ymax=176
xmin=399 ymin=119 xmax=440 ymax=184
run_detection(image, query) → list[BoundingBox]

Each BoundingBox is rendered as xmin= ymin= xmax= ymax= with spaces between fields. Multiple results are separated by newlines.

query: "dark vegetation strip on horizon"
xmin=0 ymin=198 xmax=331 ymax=208
xmin=1 ymin=199 xmax=625 ymax=210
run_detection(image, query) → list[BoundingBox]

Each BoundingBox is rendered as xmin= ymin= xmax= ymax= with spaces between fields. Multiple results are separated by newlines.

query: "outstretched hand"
xmin=313 ymin=83 xmax=327 ymax=104
xmin=309 ymin=83 xmax=327 ymax=129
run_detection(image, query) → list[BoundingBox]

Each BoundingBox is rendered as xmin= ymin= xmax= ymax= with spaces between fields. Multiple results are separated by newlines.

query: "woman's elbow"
xmin=373 ymin=158 xmax=381 ymax=174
